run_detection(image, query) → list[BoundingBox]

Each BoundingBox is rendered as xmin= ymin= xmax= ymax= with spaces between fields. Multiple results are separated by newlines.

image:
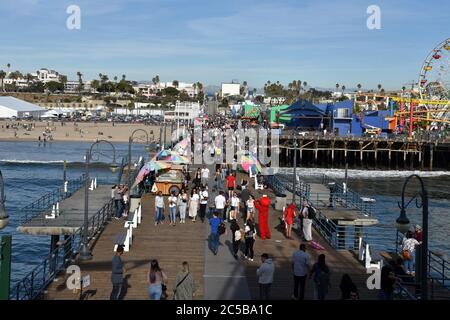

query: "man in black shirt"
xmin=379 ymin=261 xmax=396 ymax=300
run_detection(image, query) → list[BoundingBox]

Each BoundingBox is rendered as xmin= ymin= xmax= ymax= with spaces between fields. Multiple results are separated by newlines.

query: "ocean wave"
xmin=277 ymin=167 xmax=450 ymax=179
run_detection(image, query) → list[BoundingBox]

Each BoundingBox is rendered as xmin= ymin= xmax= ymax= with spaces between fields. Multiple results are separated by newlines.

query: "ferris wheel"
xmin=419 ymin=38 xmax=450 ymax=100
xmin=418 ymin=38 xmax=450 ymax=127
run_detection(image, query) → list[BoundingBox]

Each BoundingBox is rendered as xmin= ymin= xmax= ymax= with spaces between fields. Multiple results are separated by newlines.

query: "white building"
xmin=0 ymin=96 xmax=46 ymax=118
xmin=134 ymin=81 xmax=199 ymax=98
xmin=164 ymin=101 xmax=202 ymax=122
xmin=221 ymin=83 xmax=240 ymax=97
xmin=3 ymin=78 xmax=30 ymax=89
xmin=32 ymin=68 xmax=61 ymax=83
xmin=64 ymin=80 xmax=92 ymax=93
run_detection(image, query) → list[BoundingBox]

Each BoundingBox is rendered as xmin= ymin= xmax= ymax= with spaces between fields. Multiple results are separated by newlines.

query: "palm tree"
xmin=122 ymin=74 xmax=126 ymax=81
xmin=7 ymin=63 xmax=11 ymax=75
xmin=0 ymin=70 xmax=6 ymax=92
xmin=341 ymin=85 xmax=346 ymax=93
xmin=172 ymin=80 xmax=179 ymax=88
xmin=377 ymin=84 xmax=382 ymax=92
xmin=114 ymin=76 xmax=118 ymax=82
xmin=335 ymin=83 xmax=340 ymax=91
xmin=155 ymin=75 xmax=160 ymax=84
xmin=77 ymin=72 xmax=83 ymax=94
xmin=303 ymin=81 xmax=307 ymax=89
xmin=357 ymin=83 xmax=362 ymax=92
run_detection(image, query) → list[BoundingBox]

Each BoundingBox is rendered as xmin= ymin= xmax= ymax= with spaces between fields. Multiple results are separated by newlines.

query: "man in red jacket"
xmin=255 ymin=195 xmax=271 ymax=240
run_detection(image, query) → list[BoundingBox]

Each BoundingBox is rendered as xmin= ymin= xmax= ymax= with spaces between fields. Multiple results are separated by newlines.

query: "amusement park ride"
xmin=389 ymin=38 xmax=450 ymax=138
xmin=355 ymin=38 xmax=450 ymax=139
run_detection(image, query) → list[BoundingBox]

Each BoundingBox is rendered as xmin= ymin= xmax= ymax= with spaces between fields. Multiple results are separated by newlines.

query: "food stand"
xmin=154 ymin=169 xmax=184 ymax=195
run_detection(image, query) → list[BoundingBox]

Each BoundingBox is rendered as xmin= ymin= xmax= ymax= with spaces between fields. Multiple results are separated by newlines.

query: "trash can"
xmin=129 ymin=195 xmax=141 ymax=213
xmin=275 ymin=193 xmax=287 ymax=211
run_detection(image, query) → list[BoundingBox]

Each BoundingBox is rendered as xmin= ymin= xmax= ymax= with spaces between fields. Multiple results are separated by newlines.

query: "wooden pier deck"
xmin=44 ymin=193 xmax=206 ymax=300
xmin=18 ymin=185 xmax=113 ymax=235
xmin=43 ymin=172 xmax=380 ymax=300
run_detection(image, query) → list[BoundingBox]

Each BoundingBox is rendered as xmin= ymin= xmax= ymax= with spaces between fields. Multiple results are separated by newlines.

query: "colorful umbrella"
xmin=162 ymin=154 xmax=190 ymax=164
xmin=134 ymin=166 xmax=150 ymax=185
xmin=152 ymin=149 xmax=172 ymax=161
xmin=240 ymin=154 xmax=262 ymax=174
xmin=145 ymin=160 xmax=171 ymax=172
xmin=173 ymin=137 xmax=190 ymax=154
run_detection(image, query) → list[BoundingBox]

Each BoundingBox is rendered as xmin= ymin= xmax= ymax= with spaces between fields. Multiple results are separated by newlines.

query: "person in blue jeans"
xmin=155 ymin=191 xmax=165 ymax=226
xmin=148 ymin=259 xmax=168 ymax=300
xmin=168 ymin=191 xmax=178 ymax=226
xmin=209 ymin=212 xmax=222 ymax=255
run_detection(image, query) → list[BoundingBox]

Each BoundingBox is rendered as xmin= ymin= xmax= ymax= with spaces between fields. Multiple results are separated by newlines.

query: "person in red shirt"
xmin=284 ymin=202 xmax=296 ymax=239
xmin=226 ymin=173 xmax=236 ymax=199
xmin=254 ymin=195 xmax=271 ymax=240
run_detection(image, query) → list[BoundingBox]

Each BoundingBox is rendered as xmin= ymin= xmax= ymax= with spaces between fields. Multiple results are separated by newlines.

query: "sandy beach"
xmin=0 ymin=120 xmax=175 ymax=144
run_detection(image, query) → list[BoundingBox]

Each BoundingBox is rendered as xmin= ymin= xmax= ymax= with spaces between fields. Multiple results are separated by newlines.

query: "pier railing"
xmin=321 ymin=174 xmax=374 ymax=216
xmin=264 ymin=174 xmax=311 ymax=198
xmin=10 ymin=199 xmax=114 ymax=300
xmin=20 ymin=174 xmax=87 ymax=224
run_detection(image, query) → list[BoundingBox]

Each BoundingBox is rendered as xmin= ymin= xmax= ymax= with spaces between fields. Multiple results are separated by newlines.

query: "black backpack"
xmin=218 ymin=222 xmax=226 ymax=235
xmin=307 ymin=206 xmax=316 ymax=219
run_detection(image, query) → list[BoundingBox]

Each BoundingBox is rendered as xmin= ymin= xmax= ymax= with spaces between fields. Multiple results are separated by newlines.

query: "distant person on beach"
xmin=256 ymin=253 xmax=275 ymax=300
xmin=110 ymin=245 xmax=125 ymax=300
xmin=148 ymin=259 xmax=168 ymax=300
xmin=174 ymin=262 xmax=196 ymax=300
xmin=292 ymin=244 xmax=310 ymax=300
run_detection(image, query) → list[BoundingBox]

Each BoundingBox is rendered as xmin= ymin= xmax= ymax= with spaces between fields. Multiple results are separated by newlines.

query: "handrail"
xmin=10 ymin=199 xmax=114 ymax=300
xmin=20 ymin=174 xmax=86 ymax=224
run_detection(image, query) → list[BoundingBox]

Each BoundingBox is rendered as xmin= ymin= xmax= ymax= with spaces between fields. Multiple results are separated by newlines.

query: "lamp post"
xmin=79 ymin=140 xmax=118 ymax=260
xmin=292 ymin=127 xmax=301 ymax=204
xmin=128 ymin=129 xmax=150 ymax=189
xmin=0 ymin=170 xmax=8 ymax=229
xmin=395 ymin=174 xmax=428 ymax=300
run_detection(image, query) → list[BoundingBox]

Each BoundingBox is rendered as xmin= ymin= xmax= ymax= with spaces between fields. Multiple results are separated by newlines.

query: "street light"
xmin=292 ymin=127 xmax=302 ymax=204
xmin=0 ymin=170 xmax=8 ymax=229
xmin=79 ymin=140 xmax=118 ymax=261
xmin=128 ymin=129 xmax=150 ymax=189
xmin=395 ymin=174 xmax=429 ymax=300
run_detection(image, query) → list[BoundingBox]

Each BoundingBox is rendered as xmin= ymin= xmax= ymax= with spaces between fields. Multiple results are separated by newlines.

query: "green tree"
xmin=91 ymin=80 xmax=100 ymax=92
xmin=162 ymin=87 xmax=179 ymax=96
xmin=172 ymin=80 xmax=179 ymax=88
xmin=0 ymin=70 xmax=6 ymax=92
xmin=357 ymin=83 xmax=362 ymax=92
xmin=76 ymin=72 xmax=84 ymax=93
xmin=45 ymin=81 xmax=64 ymax=93
xmin=8 ymin=71 xmax=23 ymax=80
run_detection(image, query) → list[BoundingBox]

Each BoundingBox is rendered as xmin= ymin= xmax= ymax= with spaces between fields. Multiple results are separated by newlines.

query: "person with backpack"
xmin=230 ymin=219 xmax=242 ymax=259
xmin=244 ymin=216 xmax=256 ymax=261
xmin=209 ymin=211 xmax=223 ymax=255
xmin=301 ymin=199 xmax=314 ymax=242
xmin=310 ymin=254 xmax=331 ymax=300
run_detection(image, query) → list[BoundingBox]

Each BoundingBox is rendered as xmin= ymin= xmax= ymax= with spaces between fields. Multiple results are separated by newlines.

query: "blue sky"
xmin=0 ymin=0 xmax=449 ymax=90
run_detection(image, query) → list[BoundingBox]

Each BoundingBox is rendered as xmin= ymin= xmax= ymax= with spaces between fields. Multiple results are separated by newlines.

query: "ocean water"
xmin=0 ymin=141 xmax=146 ymax=285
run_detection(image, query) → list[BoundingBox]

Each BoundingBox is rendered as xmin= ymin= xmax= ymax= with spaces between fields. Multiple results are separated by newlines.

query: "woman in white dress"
xmin=189 ymin=188 xmax=199 ymax=222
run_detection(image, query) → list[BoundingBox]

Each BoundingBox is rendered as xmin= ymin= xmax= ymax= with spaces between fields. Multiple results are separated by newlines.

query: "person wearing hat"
xmin=414 ymin=225 xmax=423 ymax=243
